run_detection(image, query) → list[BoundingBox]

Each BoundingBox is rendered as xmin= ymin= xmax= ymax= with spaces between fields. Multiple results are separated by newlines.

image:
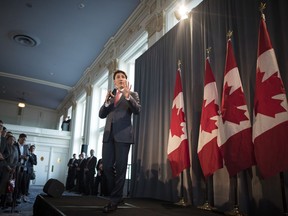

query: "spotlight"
xmin=174 ymin=5 xmax=189 ymax=21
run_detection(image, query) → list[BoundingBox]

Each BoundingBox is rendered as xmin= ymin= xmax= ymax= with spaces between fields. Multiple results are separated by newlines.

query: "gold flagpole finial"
xmin=227 ymin=30 xmax=233 ymax=40
xmin=259 ymin=2 xmax=266 ymax=20
xmin=178 ymin=60 xmax=182 ymax=70
xmin=206 ymin=47 xmax=212 ymax=58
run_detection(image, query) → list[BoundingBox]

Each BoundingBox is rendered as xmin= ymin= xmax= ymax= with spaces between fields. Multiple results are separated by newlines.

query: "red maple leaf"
xmin=170 ymin=106 xmax=185 ymax=137
xmin=255 ymin=70 xmax=286 ymax=117
xmin=221 ymin=83 xmax=249 ymax=124
xmin=201 ymin=100 xmax=218 ymax=133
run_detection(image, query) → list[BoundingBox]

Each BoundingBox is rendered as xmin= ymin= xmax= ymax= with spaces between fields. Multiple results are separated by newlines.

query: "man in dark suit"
xmin=25 ymin=144 xmax=37 ymax=196
xmin=0 ymin=121 xmax=6 ymax=154
xmin=14 ymin=133 xmax=29 ymax=203
xmin=84 ymin=149 xmax=97 ymax=195
xmin=78 ymin=152 xmax=87 ymax=194
xmin=99 ymin=70 xmax=141 ymax=213
xmin=66 ymin=153 xmax=77 ymax=191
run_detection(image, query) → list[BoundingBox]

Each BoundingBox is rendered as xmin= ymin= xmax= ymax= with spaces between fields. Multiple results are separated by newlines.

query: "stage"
xmin=33 ymin=194 xmax=224 ymax=216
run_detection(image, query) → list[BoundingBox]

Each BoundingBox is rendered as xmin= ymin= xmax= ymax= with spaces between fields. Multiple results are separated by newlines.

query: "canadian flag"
xmin=218 ymin=39 xmax=255 ymax=177
xmin=197 ymin=58 xmax=223 ymax=178
xmin=167 ymin=69 xmax=190 ymax=177
xmin=253 ymin=16 xmax=288 ymax=178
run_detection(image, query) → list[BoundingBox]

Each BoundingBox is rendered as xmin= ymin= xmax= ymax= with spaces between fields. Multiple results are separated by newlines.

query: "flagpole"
xmin=224 ymin=174 xmax=245 ymax=216
xmin=174 ymin=171 xmax=188 ymax=206
xmin=258 ymin=3 xmax=288 ymax=215
xmin=173 ymin=60 xmax=188 ymax=207
xmin=280 ymin=172 xmax=288 ymax=215
xmin=197 ymin=175 xmax=216 ymax=211
xmin=197 ymin=47 xmax=218 ymax=212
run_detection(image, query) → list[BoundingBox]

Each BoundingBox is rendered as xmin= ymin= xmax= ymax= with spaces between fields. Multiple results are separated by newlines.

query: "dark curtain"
xmin=131 ymin=18 xmax=193 ymax=202
xmin=131 ymin=0 xmax=288 ymax=215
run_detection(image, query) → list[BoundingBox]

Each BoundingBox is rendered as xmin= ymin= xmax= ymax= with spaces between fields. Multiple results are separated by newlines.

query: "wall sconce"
xmin=18 ymin=102 xmax=26 ymax=108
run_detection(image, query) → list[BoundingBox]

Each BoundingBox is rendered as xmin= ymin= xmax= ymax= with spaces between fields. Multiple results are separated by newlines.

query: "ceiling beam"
xmin=0 ymin=71 xmax=72 ymax=91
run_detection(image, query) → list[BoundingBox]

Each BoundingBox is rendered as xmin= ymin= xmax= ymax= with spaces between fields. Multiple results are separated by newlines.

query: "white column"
xmin=83 ymin=84 xmax=93 ymax=147
xmin=69 ymin=100 xmax=78 ymax=155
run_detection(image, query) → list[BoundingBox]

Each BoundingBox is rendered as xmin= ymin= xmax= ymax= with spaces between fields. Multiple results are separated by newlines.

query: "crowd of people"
xmin=0 ymin=120 xmax=37 ymax=210
xmin=65 ymin=150 xmax=107 ymax=196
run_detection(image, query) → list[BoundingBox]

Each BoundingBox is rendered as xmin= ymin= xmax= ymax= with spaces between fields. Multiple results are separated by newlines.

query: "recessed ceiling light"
xmin=79 ymin=3 xmax=85 ymax=9
xmin=25 ymin=3 xmax=32 ymax=8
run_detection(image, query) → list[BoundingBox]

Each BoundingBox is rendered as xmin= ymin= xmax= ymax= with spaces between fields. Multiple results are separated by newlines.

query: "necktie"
xmin=114 ymin=90 xmax=121 ymax=106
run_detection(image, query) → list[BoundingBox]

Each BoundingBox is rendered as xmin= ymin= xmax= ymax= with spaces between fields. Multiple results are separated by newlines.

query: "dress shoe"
xmin=103 ymin=203 xmax=117 ymax=213
xmin=117 ymin=199 xmax=125 ymax=205
xmin=23 ymin=195 xmax=29 ymax=202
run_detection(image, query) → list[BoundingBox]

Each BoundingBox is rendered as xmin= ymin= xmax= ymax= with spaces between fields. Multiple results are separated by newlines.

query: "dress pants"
xmin=102 ymin=139 xmax=130 ymax=205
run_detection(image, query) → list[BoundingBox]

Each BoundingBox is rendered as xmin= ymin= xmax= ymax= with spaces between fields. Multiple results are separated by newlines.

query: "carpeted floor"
xmin=0 ymin=185 xmax=43 ymax=216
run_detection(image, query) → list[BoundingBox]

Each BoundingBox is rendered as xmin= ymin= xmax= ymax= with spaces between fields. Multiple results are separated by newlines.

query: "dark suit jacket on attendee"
xmin=27 ymin=152 xmax=37 ymax=175
xmin=14 ymin=143 xmax=29 ymax=169
xmin=0 ymin=136 xmax=7 ymax=154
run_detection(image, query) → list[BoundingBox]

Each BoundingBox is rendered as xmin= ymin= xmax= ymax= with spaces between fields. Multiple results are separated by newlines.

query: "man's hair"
xmin=6 ymin=134 xmax=15 ymax=140
xmin=19 ymin=133 xmax=27 ymax=138
xmin=113 ymin=70 xmax=127 ymax=80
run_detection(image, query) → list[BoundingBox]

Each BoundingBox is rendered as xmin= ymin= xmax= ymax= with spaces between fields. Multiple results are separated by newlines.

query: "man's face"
xmin=114 ymin=72 xmax=127 ymax=90
xmin=7 ymin=136 xmax=16 ymax=145
xmin=90 ymin=150 xmax=94 ymax=156
xmin=0 ymin=124 xmax=3 ymax=133
xmin=19 ymin=137 xmax=26 ymax=145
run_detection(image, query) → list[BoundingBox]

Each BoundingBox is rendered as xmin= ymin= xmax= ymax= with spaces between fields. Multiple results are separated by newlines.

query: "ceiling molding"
xmin=0 ymin=71 xmax=72 ymax=91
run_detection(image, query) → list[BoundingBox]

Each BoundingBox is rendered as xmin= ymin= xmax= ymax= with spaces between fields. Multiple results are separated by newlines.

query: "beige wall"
xmin=0 ymin=99 xmax=58 ymax=129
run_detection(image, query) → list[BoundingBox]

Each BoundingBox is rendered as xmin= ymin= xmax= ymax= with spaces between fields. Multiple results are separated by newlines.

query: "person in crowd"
xmin=14 ymin=133 xmax=29 ymax=203
xmin=0 ymin=121 xmax=6 ymax=207
xmin=5 ymin=131 xmax=13 ymax=139
xmin=66 ymin=116 xmax=71 ymax=131
xmin=0 ymin=134 xmax=18 ymax=208
xmin=77 ymin=152 xmax=87 ymax=194
xmin=93 ymin=158 xmax=107 ymax=196
xmin=84 ymin=149 xmax=97 ymax=195
xmin=99 ymin=70 xmax=141 ymax=213
xmin=25 ymin=144 xmax=37 ymax=196
xmin=75 ymin=153 xmax=83 ymax=193
xmin=66 ymin=153 xmax=77 ymax=191
xmin=1 ymin=126 xmax=7 ymax=138
xmin=61 ymin=116 xmax=71 ymax=131
xmin=0 ymin=121 xmax=6 ymax=154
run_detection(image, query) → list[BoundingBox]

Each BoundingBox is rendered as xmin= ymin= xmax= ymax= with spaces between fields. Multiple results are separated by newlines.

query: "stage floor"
xmin=33 ymin=194 xmax=224 ymax=216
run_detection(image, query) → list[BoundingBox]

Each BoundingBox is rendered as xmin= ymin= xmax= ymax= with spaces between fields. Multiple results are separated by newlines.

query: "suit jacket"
xmin=86 ymin=156 xmax=97 ymax=175
xmin=99 ymin=91 xmax=141 ymax=143
xmin=13 ymin=142 xmax=29 ymax=168
xmin=67 ymin=158 xmax=76 ymax=170
xmin=0 ymin=136 xmax=6 ymax=154
xmin=26 ymin=153 xmax=37 ymax=174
